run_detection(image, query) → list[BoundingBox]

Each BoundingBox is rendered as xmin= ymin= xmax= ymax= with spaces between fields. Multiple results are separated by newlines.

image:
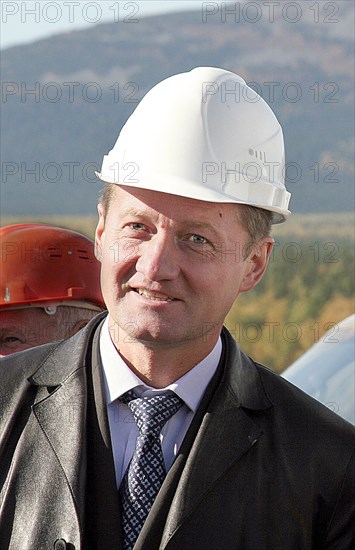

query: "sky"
xmin=1 ymin=0 xmax=223 ymax=49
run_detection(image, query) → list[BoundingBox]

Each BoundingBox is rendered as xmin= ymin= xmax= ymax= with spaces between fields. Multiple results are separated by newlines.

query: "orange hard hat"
xmin=0 ymin=223 xmax=105 ymax=310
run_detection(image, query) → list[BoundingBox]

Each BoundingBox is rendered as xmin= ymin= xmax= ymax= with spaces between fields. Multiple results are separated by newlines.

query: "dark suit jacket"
xmin=0 ymin=312 xmax=354 ymax=550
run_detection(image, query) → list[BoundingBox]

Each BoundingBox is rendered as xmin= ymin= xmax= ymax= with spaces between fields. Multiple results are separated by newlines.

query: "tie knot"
xmin=120 ymin=390 xmax=183 ymax=437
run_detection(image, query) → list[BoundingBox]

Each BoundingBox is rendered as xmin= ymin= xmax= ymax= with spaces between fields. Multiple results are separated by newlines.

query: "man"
xmin=0 ymin=223 xmax=105 ymax=356
xmin=0 ymin=68 xmax=354 ymax=550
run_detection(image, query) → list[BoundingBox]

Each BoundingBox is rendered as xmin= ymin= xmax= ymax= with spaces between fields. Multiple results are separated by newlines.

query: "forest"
xmin=225 ymin=213 xmax=354 ymax=371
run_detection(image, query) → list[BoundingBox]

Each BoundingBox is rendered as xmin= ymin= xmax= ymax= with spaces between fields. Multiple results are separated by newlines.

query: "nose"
xmin=135 ymin=234 xmax=180 ymax=282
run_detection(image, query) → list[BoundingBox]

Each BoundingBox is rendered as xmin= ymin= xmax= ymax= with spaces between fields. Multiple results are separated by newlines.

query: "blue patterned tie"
xmin=119 ymin=390 xmax=184 ymax=549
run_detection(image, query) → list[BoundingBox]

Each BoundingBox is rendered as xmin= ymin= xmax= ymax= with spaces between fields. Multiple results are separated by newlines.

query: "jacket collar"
xmin=220 ymin=326 xmax=272 ymax=411
xmin=141 ymin=327 xmax=273 ymax=548
xmin=26 ymin=319 xmax=271 ymax=412
xmin=29 ymin=318 xmax=271 ymax=412
xmin=29 ymin=311 xmax=107 ymax=388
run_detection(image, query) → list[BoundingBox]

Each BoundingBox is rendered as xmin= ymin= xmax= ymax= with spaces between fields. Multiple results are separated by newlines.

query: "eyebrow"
xmin=119 ymin=207 xmax=148 ymax=218
xmin=118 ymin=208 xmax=222 ymax=239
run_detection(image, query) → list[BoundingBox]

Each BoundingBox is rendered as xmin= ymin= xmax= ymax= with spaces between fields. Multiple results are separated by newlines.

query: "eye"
xmin=129 ymin=223 xmax=146 ymax=231
xmin=0 ymin=335 xmax=24 ymax=346
xmin=5 ymin=336 xmax=21 ymax=343
xmin=182 ymin=233 xmax=217 ymax=260
xmin=122 ymin=222 xmax=150 ymax=239
xmin=188 ymin=234 xmax=208 ymax=245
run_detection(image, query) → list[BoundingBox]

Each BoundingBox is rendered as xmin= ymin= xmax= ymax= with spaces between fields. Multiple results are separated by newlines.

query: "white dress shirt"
xmin=99 ymin=316 xmax=222 ymax=488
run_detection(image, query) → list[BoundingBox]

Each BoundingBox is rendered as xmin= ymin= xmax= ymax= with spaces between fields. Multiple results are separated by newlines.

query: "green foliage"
xmin=226 ymin=215 xmax=354 ymax=372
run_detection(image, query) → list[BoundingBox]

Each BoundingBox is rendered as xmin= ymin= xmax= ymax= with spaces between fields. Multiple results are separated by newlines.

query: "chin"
xmin=122 ymin=321 xmax=192 ymax=348
xmin=130 ymin=327 xmax=180 ymax=346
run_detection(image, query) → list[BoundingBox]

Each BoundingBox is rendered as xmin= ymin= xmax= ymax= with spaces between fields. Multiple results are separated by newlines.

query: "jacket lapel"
xmin=160 ymin=328 xmax=272 ymax=547
xmin=29 ymin=313 xmax=107 ymax=532
xmin=85 ymin=322 xmax=123 ymax=548
xmin=31 ymin=367 xmax=87 ymax=520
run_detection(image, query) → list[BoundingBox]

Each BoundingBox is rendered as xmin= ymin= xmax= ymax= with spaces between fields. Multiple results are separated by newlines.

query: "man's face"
xmin=95 ymin=185 xmax=272 ymax=350
xmin=0 ymin=308 xmax=59 ymax=356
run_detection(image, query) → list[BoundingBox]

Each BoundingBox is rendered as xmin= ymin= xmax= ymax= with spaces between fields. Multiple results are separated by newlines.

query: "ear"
xmin=239 ymin=237 xmax=274 ymax=293
xmin=94 ymin=203 xmax=105 ymax=262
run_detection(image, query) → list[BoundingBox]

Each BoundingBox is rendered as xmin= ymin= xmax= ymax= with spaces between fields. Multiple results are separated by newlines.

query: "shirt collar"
xmin=99 ymin=316 xmax=222 ymax=412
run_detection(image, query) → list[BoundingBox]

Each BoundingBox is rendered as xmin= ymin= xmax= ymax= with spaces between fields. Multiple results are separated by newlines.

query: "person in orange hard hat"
xmin=0 ymin=223 xmax=105 ymax=356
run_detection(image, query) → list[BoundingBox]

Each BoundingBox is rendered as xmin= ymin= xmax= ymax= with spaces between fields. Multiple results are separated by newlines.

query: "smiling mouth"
xmin=134 ymin=289 xmax=175 ymax=302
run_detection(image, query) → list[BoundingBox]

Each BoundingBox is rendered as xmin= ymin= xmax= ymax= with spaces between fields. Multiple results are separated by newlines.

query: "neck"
xmin=108 ymin=320 xmax=220 ymax=388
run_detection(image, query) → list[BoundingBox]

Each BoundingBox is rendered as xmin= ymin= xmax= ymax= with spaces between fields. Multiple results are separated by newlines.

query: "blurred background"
xmin=1 ymin=0 xmax=354 ymax=372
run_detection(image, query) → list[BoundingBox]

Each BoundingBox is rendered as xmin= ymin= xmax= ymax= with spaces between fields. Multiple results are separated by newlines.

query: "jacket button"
xmin=54 ymin=539 xmax=68 ymax=550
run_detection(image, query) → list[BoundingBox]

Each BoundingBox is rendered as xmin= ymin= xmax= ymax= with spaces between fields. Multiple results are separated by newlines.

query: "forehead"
xmin=0 ymin=308 xmax=47 ymax=326
xmin=107 ymin=184 xmax=245 ymax=229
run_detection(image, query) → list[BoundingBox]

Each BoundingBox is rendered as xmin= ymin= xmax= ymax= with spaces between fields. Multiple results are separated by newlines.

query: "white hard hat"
xmin=96 ymin=67 xmax=291 ymax=223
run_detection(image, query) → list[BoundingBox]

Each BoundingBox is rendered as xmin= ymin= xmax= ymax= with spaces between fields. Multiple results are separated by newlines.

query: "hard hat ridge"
xmin=96 ymin=67 xmax=291 ymax=223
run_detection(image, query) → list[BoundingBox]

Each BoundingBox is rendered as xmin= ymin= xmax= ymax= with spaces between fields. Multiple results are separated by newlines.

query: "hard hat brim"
xmin=95 ymin=171 xmax=290 ymax=224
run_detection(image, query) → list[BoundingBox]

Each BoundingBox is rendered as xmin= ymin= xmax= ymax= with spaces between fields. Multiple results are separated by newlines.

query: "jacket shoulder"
xmin=254 ymin=360 xmax=355 ymax=443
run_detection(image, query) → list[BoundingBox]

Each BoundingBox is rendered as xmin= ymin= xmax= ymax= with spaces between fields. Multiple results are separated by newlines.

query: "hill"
xmin=1 ymin=1 xmax=354 ymax=216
